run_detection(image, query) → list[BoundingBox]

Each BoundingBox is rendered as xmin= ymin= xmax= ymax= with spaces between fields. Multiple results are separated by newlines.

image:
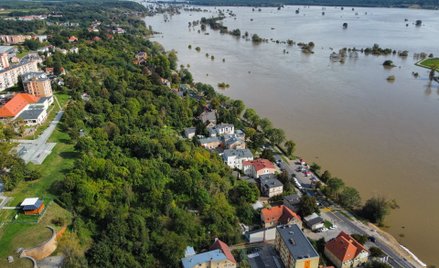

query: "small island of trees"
xmin=218 ymin=82 xmax=230 ymax=88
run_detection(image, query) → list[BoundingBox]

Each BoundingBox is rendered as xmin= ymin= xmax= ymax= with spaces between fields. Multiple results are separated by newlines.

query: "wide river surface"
xmin=146 ymin=5 xmax=439 ymax=265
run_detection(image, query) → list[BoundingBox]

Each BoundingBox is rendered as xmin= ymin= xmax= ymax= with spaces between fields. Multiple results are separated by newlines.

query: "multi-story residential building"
xmin=0 ymin=35 xmax=46 ymax=44
xmin=22 ymin=72 xmax=53 ymax=97
xmin=260 ymin=174 xmax=284 ymax=198
xmin=275 ymin=224 xmax=320 ymax=268
xmin=324 ymin=232 xmax=369 ymax=268
xmin=0 ymin=60 xmax=38 ymax=91
xmin=243 ymin=158 xmax=276 ymax=178
xmin=222 ymin=149 xmax=253 ymax=170
xmin=0 ymin=52 xmax=9 ymax=69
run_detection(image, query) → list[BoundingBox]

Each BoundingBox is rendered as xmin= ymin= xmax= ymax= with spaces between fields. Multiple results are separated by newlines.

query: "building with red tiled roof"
xmin=324 ymin=232 xmax=369 ymax=268
xmin=0 ymin=93 xmax=39 ymax=119
xmin=243 ymin=158 xmax=276 ymax=178
xmin=68 ymin=36 xmax=78 ymax=42
xmin=261 ymin=205 xmax=302 ymax=228
xmin=209 ymin=238 xmax=237 ymax=265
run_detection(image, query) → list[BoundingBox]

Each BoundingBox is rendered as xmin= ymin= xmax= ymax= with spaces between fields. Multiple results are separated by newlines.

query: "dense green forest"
xmin=188 ymin=0 xmax=439 ymax=8
xmin=0 ymin=1 xmax=262 ymax=266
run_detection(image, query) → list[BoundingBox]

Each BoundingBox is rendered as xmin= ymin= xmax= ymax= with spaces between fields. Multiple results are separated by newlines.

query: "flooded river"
xmin=146 ymin=5 xmax=439 ymax=265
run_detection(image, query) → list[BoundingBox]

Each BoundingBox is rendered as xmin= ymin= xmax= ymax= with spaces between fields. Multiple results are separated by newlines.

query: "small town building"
xmin=260 ymin=174 xmax=284 ymax=197
xmin=22 ymin=72 xmax=53 ymax=97
xmin=324 ymin=232 xmax=369 ymax=268
xmin=243 ymin=158 xmax=276 ymax=178
xmin=275 ymin=224 xmax=320 ymax=268
xmin=222 ymin=149 xmax=254 ymax=170
xmin=198 ymin=109 xmax=217 ymax=127
xmin=183 ymin=127 xmax=196 ymax=139
xmin=223 ymin=134 xmax=246 ymax=149
xmin=199 ymin=136 xmax=222 ymax=150
xmin=20 ymin=197 xmax=44 ymax=215
xmin=0 ymin=93 xmax=39 ymax=120
xmin=303 ymin=213 xmax=324 ymax=231
xmin=18 ymin=108 xmax=47 ymax=125
xmin=36 ymin=96 xmax=54 ymax=109
xmin=133 ymin=51 xmax=148 ymax=65
xmin=68 ymin=36 xmax=78 ymax=42
xmin=181 ymin=238 xmax=236 ymax=268
xmin=283 ymin=193 xmax=302 ymax=211
xmin=261 ymin=205 xmax=301 ymax=228
xmin=207 ymin=123 xmax=234 ymax=137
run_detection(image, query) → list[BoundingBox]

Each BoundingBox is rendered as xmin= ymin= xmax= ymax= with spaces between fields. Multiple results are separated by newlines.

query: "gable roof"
xmin=0 ymin=93 xmax=39 ymax=118
xmin=325 ymin=231 xmax=368 ymax=262
xmin=243 ymin=158 xmax=275 ymax=171
xmin=261 ymin=205 xmax=301 ymax=224
xmin=209 ymin=238 xmax=237 ymax=264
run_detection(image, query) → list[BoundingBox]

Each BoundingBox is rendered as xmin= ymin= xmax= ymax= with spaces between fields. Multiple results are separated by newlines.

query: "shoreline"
xmin=143 ymin=3 xmax=434 ymax=265
xmin=157 ymin=1 xmax=439 ymax=11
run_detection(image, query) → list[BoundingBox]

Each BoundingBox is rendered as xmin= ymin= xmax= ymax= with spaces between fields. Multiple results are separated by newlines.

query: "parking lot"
xmin=12 ymin=111 xmax=63 ymax=165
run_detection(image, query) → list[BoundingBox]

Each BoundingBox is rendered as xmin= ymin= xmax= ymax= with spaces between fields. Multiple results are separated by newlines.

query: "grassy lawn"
xmin=323 ymin=220 xmax=333 ymax=228
xmin=417 ymin=58 xmax=439 ymax=70
xmin=0 ymin=122 xmax=77 ymax=263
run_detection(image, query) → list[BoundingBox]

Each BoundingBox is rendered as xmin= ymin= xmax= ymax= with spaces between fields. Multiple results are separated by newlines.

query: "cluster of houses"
xmin=181 ymin=108 xmax=373 ymax=268
xmin=184 ymin=109 xmax=285 ymax=199
xmin=0 ymin=44 xmax=55 ymax=127
xmin=181 ymin=221 xmax=369 ymax=268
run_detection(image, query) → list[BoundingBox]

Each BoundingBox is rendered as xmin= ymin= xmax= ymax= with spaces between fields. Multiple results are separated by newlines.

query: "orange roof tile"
xmin=0 ymin=93 xmax=39 ymax=118
xmin=243 ymin=158 xmax=275 ymax=171
xmin=325 ymin=232 xmax=368 ymax=262
xmin=209 ymin=238 xmax=236 ymax=264
xmin=261 ymin=205 xmax=301 ymax=224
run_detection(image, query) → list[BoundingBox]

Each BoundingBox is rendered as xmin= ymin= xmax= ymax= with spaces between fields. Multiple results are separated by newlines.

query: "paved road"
xmin=325 ymin=210 xmax=417 ymax=268
xmin=273 ymin=152 xmax=420 ymax=268
xmin=14 ymin=110 xmax=64 ymax=164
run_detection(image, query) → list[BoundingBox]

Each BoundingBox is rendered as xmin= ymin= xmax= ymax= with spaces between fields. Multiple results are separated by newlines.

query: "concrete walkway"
xmin=14 ymin=110 xmax=64 ymax=164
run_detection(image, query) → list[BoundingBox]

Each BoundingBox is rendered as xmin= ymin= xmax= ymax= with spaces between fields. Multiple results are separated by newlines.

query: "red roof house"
xmin=209 ymin=238 xmax=237 ymax=264
xmin=261 ymin=205 xmax=301 ymax=228
xmin=324 ymin=232 xmax=369 ymax=268
xmin=243 ymin=158 xmax=276 ymax=178
xmin=0 ymin=93 xmax=39 ymax=118
xmin=68 ymin=36 xmax=78 ymax=42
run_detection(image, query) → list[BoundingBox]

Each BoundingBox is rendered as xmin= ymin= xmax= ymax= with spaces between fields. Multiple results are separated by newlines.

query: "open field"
xmin=0 ymin=126 xmax=76 ymax=265
xmin=416 ymin=58 xmax=439 ymax=70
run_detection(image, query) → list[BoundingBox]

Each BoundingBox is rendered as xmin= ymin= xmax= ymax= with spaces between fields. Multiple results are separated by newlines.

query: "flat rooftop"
xmin=276 ymin=224 xmax=319 ymax=260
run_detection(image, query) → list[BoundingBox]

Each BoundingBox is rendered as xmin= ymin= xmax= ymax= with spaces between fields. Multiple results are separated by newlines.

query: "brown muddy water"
xmin=146 ymin=5 xmax=439 ymax=265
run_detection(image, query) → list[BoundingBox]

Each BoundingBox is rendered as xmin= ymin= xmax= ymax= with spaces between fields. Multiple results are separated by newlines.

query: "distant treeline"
xmin=188 ymin=0 xmax=439 ymax=8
